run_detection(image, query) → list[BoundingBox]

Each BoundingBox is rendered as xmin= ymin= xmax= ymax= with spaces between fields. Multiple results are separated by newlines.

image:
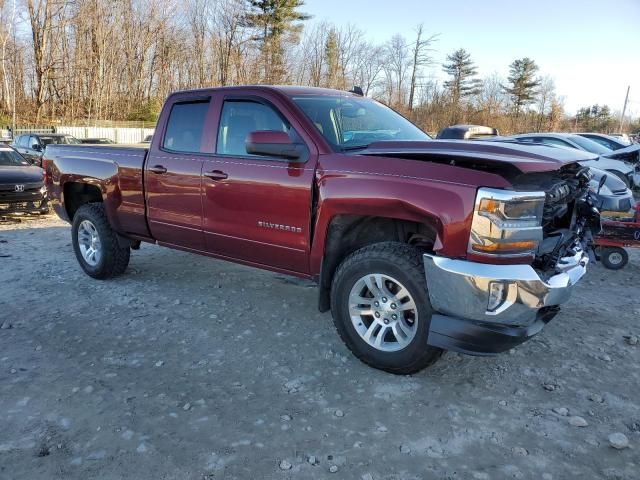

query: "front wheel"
xmin=600 ymin=247 xmax=628 ymax=270
xmin=330 ymin=242 xmax=443 ymax=374
xmin=72 ymin=203 xmax=130 ymax=279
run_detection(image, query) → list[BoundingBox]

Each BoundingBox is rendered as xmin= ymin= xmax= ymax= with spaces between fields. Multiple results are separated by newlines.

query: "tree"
xmin=384 ymin=34 xmax=410 ymax=107
xmin=324 ymin=27 xmax=338 ymax=88
xmin=442 ymin=48 xmax=480 ymax=115
xmin=408 ymin=24 xmax=437 ymax=111
xmin=575 ymin=104 xmax=615 ymax=132
xmin=547 ymin=98 xmax=564 ymax=131
xmin=26 ymin=0 xmax=60 ymax=121
xmin=504 ymin=57 xmax=540 ymax=118
xmin=473 ymin=73 xmax=509 ymax=129
xmin=244 ymin=0 xmax=311 ymax=84
xmin=213 ymin=0 xmax=249 ymax=86
xmin=535 ymin=75 xmax=556 ymax=131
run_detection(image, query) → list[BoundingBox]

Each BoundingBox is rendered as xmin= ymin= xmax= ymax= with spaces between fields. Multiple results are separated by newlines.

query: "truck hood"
xmin=358 ymin=140 xmax=599 ymax=173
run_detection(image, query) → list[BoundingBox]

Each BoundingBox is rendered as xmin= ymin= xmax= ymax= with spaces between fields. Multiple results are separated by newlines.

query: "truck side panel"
xmin=45 ymin=146 xmax=150 ymax=238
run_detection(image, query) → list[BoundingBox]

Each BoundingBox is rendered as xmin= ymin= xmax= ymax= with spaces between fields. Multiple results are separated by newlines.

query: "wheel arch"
xmin=317 ymin=214 xmax=438 ymax=312
xmin=63 ymin=181 xmax=104 ymax=221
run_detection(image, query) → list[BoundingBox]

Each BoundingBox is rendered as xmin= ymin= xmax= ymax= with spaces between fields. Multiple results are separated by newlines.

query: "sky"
xmin=303 ymin=0 xmax=640 ymax=115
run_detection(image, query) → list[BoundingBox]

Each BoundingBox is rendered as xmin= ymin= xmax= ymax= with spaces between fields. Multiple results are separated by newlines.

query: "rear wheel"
xmin=72 ymin=203 xmax=130 ymax=279
xmin=330 ymin=242 xmax=443 ymax=374
xmin=600 ymin=247 xmax=628 ymax=270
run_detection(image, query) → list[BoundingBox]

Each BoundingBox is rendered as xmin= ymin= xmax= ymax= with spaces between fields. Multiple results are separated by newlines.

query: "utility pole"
xmin=618 ymin=85 xmax=630 ymax=133
xmin=11 ymin=0 xmax=16 ymax=139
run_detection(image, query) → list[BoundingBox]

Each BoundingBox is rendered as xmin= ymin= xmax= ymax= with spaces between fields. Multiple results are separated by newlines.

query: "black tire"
xmin=606 ymin=170 xmax=631 ymax=189
xmin=71 ymin=203 xmax=130 ymax=279
xmin=600 ymin=247 xmax=628 ymax=270
xmin=330 ymin=242 xmax=443 ymax=374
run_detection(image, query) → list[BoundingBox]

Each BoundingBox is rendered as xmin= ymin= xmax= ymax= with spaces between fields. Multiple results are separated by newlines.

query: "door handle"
xmin=148 ymin=165 xmax=167 ymax=174
xmin=204 ymin=170 xmax=228 ymax=181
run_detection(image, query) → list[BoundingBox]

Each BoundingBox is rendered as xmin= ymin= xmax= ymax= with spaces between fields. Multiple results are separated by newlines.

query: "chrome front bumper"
xmin=423 ymin=246 xmax=589 ymax=327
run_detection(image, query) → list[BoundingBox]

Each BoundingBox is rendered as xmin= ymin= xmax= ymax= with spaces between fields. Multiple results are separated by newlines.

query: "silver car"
xmin=510 ymin=133 xmax=638 ymax=188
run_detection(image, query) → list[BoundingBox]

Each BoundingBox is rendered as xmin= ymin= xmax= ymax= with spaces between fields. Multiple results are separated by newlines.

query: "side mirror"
xmin=245 ymin=131 xmax=306 ymax=160
xmin=597 ymin=173 xmax=607 ymax=195
xmin=32 ymin=144 xmax=42 ymax=151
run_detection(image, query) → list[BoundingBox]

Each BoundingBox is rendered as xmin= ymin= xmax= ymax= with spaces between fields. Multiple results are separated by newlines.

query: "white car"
xmin=510 ymin=133 xmax=638 ymax=188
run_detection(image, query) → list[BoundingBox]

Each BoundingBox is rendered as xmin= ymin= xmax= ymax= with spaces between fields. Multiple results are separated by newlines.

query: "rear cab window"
xmin=162 ymin=101 xmax=210 ymax=153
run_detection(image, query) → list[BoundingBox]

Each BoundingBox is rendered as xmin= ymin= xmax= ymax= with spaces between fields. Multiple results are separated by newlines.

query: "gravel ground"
xmin=0 ymin=214 xmax=639 ymax=480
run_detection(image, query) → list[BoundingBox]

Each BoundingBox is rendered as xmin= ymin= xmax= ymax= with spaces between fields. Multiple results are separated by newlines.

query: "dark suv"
xmin=12 ymin=133 xmax=80 ymax=166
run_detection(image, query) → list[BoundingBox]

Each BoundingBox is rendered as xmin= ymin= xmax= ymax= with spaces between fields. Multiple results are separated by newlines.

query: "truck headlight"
xmin=469 ymin=188 xmax=545 ymax=257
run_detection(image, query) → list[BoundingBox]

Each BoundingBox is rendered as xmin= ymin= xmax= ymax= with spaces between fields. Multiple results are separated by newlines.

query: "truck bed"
xmin=44 ymin=144 xmax=150 ymax=237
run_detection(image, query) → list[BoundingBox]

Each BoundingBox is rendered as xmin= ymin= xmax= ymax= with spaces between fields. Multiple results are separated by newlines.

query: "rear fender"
xmin=54 ymin=156 xmax=120 ymax=230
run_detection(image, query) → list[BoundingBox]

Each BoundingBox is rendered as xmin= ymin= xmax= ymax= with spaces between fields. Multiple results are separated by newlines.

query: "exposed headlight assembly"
xmin=469 ymin=188 xmax=545 ymax=257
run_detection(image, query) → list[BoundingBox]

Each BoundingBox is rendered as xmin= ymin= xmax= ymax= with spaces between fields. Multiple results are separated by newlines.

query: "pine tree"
xmin=442 ymin=49 xmax=480 ymax=122
xmin=442 ymin=49 xmax=480 ymax=104
xmin=324 ymin=28 xmax=339 ymax=88
xmin=504 ymin=57 xmax=541 ymax=117
xmin=244 ymin=0 xmax=311 ymax=84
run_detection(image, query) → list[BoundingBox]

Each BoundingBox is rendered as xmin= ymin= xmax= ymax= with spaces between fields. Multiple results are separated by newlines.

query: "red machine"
xmin=595 ymin=202 xmax=640 ymax=269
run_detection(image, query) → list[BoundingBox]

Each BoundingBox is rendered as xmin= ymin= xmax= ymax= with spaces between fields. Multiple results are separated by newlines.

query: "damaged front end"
xmin=513 ymin=164 xmax=601 ymax=275
xmin=423 ymin=164 xmax=600 ymax=356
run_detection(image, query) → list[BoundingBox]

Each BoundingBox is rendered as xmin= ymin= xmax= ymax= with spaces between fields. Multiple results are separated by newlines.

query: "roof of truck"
xmin=170 ymin=85 xmax=360 ymax=98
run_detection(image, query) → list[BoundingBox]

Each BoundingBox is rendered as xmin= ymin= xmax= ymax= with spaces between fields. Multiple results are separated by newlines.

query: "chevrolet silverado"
xmin=44 ymin=86 xmax=600 ymax=374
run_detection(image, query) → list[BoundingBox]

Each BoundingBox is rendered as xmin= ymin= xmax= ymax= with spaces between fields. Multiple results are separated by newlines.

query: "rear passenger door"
xmin=144 ymin=96 xmax=216 ymax=251
xmin=201 ymin=93 xmax=318 ymax=274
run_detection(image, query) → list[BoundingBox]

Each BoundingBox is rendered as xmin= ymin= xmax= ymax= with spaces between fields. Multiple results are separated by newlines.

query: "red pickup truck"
xmin=44 ymin=86 xmax=599 ymax=374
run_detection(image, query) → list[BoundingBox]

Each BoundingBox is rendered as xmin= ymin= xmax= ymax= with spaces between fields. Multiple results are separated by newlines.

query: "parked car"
xmin=44 ymin=86 xmax=601 ymax=374
xmin=0 ymin=144 xmax=48 ymax=215
xmin=576 ymin=133 xmax=630 ymax=151
xmin=436 ymin=124 xmax=499 ymax=140
xmin=79 ymin=138 xmax=116 ymax=145
xmin=589 ymin=168 xmax=636 ymax=215
xmin=510 ymin=133 xmax=638 ymax=188
xmin=12 ymin=133 xmax=81 ymax=166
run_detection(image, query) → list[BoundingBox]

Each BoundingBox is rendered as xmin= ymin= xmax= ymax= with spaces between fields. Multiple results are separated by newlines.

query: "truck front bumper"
xmin=423 ymin=247 xmax=589 ymax=355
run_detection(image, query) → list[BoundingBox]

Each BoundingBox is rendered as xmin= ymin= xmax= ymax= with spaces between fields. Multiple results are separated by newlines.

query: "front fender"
xmin=308 ymin=155 xmax=511 ymax=275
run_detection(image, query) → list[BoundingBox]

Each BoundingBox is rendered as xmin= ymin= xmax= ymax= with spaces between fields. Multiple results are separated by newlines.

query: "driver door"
xmin=201 ymin=93 xmax=318 ymax=274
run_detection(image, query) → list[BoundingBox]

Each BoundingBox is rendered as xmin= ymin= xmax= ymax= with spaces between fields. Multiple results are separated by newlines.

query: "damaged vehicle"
xmin=44 ymin=86 xmax=600 ymax=374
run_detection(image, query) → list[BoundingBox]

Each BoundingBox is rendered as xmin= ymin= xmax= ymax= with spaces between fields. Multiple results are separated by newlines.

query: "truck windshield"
xmin=292 ymin=95 xmax=430 ymax=151
xmin=0 ymin=149 xmax=28 ymax=166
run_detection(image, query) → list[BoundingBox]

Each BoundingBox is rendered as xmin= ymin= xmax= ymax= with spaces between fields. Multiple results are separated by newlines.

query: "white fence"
xmin=57 ymin=126 xmax=155 ymax=144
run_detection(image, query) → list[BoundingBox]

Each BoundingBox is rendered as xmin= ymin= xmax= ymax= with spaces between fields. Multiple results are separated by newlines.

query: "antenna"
xmin=349 ymin=86 xmax=364 ymax=96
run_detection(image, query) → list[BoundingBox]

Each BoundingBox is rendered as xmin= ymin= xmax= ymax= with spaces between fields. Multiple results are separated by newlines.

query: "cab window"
xmin=216 ymin=100 xmax=289 ymax=156
xmin=162 ymin=100 xmax=210 ymax=153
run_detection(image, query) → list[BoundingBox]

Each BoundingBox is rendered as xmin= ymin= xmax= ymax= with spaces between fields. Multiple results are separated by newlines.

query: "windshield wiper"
xmin=341 ymin=144 xmax=370 ymax=152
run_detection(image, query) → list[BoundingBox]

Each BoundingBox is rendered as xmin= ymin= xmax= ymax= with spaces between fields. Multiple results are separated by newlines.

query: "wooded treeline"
xmin=0 ymin=0 xmax=636 ymax=134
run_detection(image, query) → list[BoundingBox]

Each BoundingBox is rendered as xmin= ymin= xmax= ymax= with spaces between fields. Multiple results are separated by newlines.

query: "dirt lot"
xmin=0 ymin=214 xmax=638 ymax=480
